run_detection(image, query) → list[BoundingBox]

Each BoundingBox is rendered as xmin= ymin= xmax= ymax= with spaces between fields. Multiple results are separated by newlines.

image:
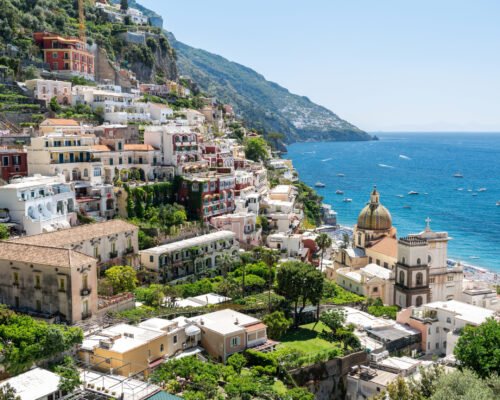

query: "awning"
xmin=148 ymin=357 xmax=165 ymax=369
xmin=185 ymin=325 xmax=201 ymax=336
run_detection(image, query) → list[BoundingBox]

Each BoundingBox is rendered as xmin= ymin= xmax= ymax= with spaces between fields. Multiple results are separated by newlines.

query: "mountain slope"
xmin=166 ymin=32 xmax=371 ymax=143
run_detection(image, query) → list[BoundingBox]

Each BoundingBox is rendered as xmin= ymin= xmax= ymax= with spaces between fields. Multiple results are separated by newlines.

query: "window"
xmin=52 ymin=52 xmax=58 ymax=59
xmin=150 ymin=255 xmax=154 ymax=263
xmin=428 ymin=342 xmax=431 ymax=350
xmin=94 ymin=246 xmax=99 ymax=258
xmin=118 ymin=142 xmax=122 ymax=150
xmin=230 ymin=336 xmax=241 ymax=347
xmin=376 ymin=259 xmax=380 ymax=266
xmin=13 ymin=156 xmax=20 ymax=165
xmin=443 ymin=341 xmax=447 ymax=349
xmin=416 ymin=296 xmax=423 ymax=307
xmin=160 ymin=344 xmax=164 ymax=352
xmin=173 ymin=335 xmax=178 ymax=344
xmin=384 ymin=262 xmax=389 ymax=269
xmin=416 ymin=272 xmax=423 ymax=286
xmin=368 ymin=257 xmax=373 ymax=264
xmin=109 ymin=158 xmax=114 ymax=166
xmin=436 ymin=327 xmax=439 ymax=333
xmin=402 ymin=257 xmax=406 ymax=265
xmin=372 ymin=287 xmax=379 ymax=293
xmin=15 ymin=296 xmax=19 ymax=308
xmin=428 ymin=255 xmax=432 ymax=263
xmin=35 ymin=275 xmax=41 ymax=289
xmin=399 ymin=271 xmax=405 ymax=285
xmin=435 ymin=342 xmax=439 ymax=349
xmin=2 ymin=156 xmax=9 ymax=166
xmin=429 ymin=277 xmax=435 ymax=284
xmin=13 ymin=272 xmax=19 ymax=285
xmin=82 ymin=274 xmax=88 ymax=290
xmin=446 ymin=317 xmax=451 ymax=324
xmin=417 ymin=258 xmax=421 ymax=265
xmin=447 ymin=275 xmax=454 ymax=282
xmin=428 ymin=327 xmax=431 ymax=334
xmin=94 ymin=168 xmax=101 ymax=177
xmin=36 ymin=300 xmax=41 ymax=311
xmin=59 ymin=278 xmax=65 ymax=291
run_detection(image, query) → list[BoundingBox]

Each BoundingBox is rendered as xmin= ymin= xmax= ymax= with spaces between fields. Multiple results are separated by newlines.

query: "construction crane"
xmin=78 ymin=0 xmax=86 ymax=43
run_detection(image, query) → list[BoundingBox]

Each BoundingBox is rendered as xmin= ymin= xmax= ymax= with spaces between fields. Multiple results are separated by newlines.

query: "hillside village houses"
xmin=0 ymin=12 xmax=499 ymax=398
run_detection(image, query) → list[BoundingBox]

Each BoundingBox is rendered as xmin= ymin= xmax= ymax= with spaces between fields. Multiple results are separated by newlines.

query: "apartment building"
xmin=188 ymin=309 xmax=268 ymax=362
xmin=0 ymin=174 xmax=76 ymax=235
xmin=0 ymin=242 xmax=98 ymax=323
xmin=33 ymin=32 xmax=94 ymax=80
xmin=25 ymin=79 xmax=72 ymax=105
xmin=211 ymin=212 xmax=262 ymax=247
xmin=11 ymin=220 xmax=139 ymax=270
xmin=0 ymin=148 xmax=27 ymax=182
xmin=140 ymin=230 xmax=239 ymax=282
xmin=396 ymin=300 xmax=496 ymax=356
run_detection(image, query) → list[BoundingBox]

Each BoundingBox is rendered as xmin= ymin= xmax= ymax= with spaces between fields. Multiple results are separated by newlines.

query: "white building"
xmin=461 ymin=279 xmax=500 ymax=311
xmin=266 ymin=232 xmax=304 ymax=258
xmin=211 ymin=211 xmax=262 ymax=247
xmin=25 ymin=79 xmax=72 ymax=105
xmin=140 ymin=230 xmax=239 ymax=282
xmin=148 ymin=103 xmax=174 ymax=123
xmin=0 ymin=368 xmax=62 ymax=400
xmin=397 ymin=300 xmax=497 ymax=356
xmin=0 ymin=174 xmax=76 ymax=235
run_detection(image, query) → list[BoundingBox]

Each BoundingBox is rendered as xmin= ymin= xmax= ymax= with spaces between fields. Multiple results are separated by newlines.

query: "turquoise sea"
xmin=286 ymin=133 xmax=500 ymax=272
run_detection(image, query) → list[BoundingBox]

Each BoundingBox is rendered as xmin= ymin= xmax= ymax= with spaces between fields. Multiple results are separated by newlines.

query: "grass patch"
xmin=279 ymin=322 xmax=334 ymax=354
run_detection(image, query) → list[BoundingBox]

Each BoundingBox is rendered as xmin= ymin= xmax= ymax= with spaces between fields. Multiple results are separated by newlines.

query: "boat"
xmin=403 ymin=205 xmax=412 ymax=209
xmin=472 ymin=193 xmax=477 ymax=197
xmin=453 ymin=172 xmax=464 ymax=178
xmin=343 ymin=198 xmax=352 ymax=203
xmin=467 ymin=189 xmax=472 ymax=192
xmin=478 ymin=188 xmax=487 ymax=192
xmin=337 ymin=173 xmax=345 ymax=177
xmin=336 ymin=190 xmax=344 ymax=195
xmin=497 ymin=201 xmax=500 ymax=206
xmin=396 ymin=194 xmax=404 ymax=198
xmin=457 ymin=188 xmax=464 ymax=191
xmin=315 ymin=182 xmax=326 ymax=188
xmin=469 ymin=256 xmax=480 ymax=260
xmin=408 ymin=191 xmax=419 ymax=195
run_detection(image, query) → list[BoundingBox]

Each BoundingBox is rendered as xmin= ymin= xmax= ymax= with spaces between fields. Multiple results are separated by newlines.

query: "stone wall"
xmin=289 ymin=350 xmax=368 ymax=400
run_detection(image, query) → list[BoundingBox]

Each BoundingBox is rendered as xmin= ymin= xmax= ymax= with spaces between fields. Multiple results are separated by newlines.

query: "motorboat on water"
xmin=478 ymin=188 xmax=487 ymax=192
xmin=496 ymin=201 xmax=500 ymax=206
xmin=343 ymin=198 xmax=352 ymax=203
xmin=315 ymin=182 xmax=326 ymax=188
xmin=472 ymin=193 xmax=478 ymax=197
xmin=336 ymin=190 xmax=344 ymax=195
xmin=403 ymin=205 xmax=412 ymax=209
xmin=453 ymin=172 xmax=464 ymax=178
xmin=337 ymin=173 xmax=345 ymax=177
xmin=408 ymin=191 xmax=419 ymax=195
xmin=457 ymin=188 xmax=464 ymax=191
xmin=397 ymin=194 xmax=404 ymax=198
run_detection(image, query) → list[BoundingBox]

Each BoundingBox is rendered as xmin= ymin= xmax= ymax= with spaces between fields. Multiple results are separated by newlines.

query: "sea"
xmin=285 ymin=132 xmax=500 ymax=273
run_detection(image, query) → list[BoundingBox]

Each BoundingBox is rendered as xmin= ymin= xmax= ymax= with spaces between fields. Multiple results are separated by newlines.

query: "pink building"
xmin=211 ymin=212 xmax=262 ymax=247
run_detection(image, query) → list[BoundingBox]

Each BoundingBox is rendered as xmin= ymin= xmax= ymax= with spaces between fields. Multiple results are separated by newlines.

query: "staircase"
xmin=0 ymin=113 xmax=22 ymax=134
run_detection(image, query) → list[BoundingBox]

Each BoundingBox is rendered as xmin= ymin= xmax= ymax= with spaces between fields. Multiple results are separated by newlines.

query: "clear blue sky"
xmin=141 ymin=0 xmax=500 ymax=132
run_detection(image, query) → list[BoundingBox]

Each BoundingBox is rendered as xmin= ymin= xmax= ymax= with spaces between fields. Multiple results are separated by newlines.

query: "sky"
xmin=140 ymin=0 xmax=500 ymax=132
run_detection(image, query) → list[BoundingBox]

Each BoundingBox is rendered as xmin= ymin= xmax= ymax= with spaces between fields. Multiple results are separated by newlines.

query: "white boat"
xmin=478 ymin=188 xmax=487 ymax=192
xmin=315 ymin=182 xmax=326 ymax=188
xmin=453 ymin=172 xmax=464 ymax=178
xmin=457 ymin=188 xmax=464 ymax=191
xmin=343 ymin=198 xmax=352 ymax=203
xmin=397 ymin=194 xmax=404 ymax=198
xmin=337 ymin=173 xmax=345 ymax=177
xmin=403 ymin=205 xmax=412 ymax=209
xmin=336 ymin=190 xmax=344 ymax=195
xmin=408 ymin=191 xmax=419 ymax=195
xmin=496 ymin=201 xmax=500 ymax=206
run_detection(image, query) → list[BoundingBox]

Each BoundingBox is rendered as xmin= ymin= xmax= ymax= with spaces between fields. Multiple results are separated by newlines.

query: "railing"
xmin=109 ymin=251 xmax=118 ymax=259
xmin=124 ymin=247 xmax=134 ymax=255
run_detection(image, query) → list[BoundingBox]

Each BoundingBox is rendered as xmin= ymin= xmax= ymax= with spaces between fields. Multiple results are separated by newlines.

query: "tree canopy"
xmin=104 ymin=265 xmax=138 ymax=294
xmin=263 ymin=311 xmax=293 ymax=340
xmin=454 ymin=318 xmax=500 ymax=378
xmin=276 ymin=261 xmax=324 ymax=326
xmin=244 ymin=137 xmax=269 ymax=162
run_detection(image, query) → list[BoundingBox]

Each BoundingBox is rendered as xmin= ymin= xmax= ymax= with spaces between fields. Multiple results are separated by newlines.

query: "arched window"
xmin=417 ymin=258 xmax=421 ymax=265
xmin=402 ymin=257 xmax=406 ymax=265
xmin=416 ymin=296 xmax=423 ymax=307
xmin=399 ymin=271 xmax=405 ymax=285
xmin=358 ymin=233 xmax=362 ymax=246
xmin=416 ymin=272 xmax=423 ymax=286
xmin=428 ymin=255 xmax=432 ymax=263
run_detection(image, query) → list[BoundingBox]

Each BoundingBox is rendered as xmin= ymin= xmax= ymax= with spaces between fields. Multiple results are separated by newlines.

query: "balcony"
xmin=34 ymin=285 xmax=42 ymax=291
xmin=124 ymin=247 xmax=134 ymax=255
xmin=81 ymin=288 xmax=92 ymax=297
xmin=109 ymin=251 xmax=118 ymax=259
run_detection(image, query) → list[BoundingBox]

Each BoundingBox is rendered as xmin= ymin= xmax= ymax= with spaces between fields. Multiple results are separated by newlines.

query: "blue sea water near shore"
xmin=286 ymin=132 xmax=500 ymax=272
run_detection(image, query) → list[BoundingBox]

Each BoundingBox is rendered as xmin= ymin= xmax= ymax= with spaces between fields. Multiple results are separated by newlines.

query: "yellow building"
xmin=79 ymin=318 xmax=201 ymax=377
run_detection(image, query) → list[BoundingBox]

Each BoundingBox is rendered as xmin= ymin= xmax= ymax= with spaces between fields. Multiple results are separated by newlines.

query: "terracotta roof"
xmin=10 ymin=220 xmax=138 ymax=248
xmin=245 ymin=322 xmax=267 ymax=332
xmin=0 ymin=242 xmax=94 ymax=268
xmin=91 ymin=145 xmax=110 ymax=152
xmin=41 ymin=119 xmax=80 ymax=127
xmin=367 ymin=236 xmax=398 ymax=258
xmin=124 ymin=144 xmax=156 ymax=151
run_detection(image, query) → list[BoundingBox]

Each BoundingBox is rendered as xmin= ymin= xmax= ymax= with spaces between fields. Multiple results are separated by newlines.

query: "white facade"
xmin=148 ymin=102 xmax=174 ymax=123
xmin=266 ymin=233 xmax=303 ymax=257
xmin=140 ymin=230 xmax=239 ymax=282
xmin=25 ymin=79 xmax=72 ymax=105
xmin=0 ymin=174 xmax=76 ymax=235
xmin=0 ymin=368 xmax=62 ymax=400
xmin=211 ymin=212 xmax=262 ymax=247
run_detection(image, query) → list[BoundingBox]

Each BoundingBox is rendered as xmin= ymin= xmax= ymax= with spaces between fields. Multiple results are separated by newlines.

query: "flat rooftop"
xmin=0 ymin=368 xmax=60 ymax=400
xmin=140 ymin=230 xmax=235 ymax=255
xmin=189 ymin=309 xmax=262 ymax=335
xmin=424 ymin=300 xmax=495 ymax=325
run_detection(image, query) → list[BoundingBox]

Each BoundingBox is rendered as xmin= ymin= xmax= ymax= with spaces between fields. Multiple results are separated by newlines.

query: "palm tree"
xmin=315 ymin=233 xmax=332 ymax=273
xmin=260 ymin=248 xmax=280 ymax=312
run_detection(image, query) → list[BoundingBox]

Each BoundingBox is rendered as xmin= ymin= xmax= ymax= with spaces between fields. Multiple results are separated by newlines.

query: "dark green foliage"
xmin=0 ymin=224 xmax=10 ymax=239
xmin=0 ymin=384 xmax=20 ymax=400
xmin=276 ymin=261 xmax=324 ymax=326
xmin=244 ymin=137 xmax=269 ymax=162
xmin=322 ymin=280 xmax=365 ymax=304
xmin=262 ymin=311 xmax=293 ymax=340
xmin=54 ymin=356 xmax=81 ymax=393
xmin=49 ymin=97 xmax=61 ymax=113
xmin=367 ymin=304 xmax=399 ymax=319
xmin=227 ymin=352 xmax=247 ymax=374
xmin=294 ymin=181 xmax=323 ymax=226
xmin=0 ymin=306 xmax=83 ymax=375
xmin=454 ymin=318 xmax=500 ymax=378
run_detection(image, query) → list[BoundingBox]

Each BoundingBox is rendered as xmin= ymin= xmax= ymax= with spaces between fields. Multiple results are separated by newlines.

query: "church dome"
xmin=357 ymin=187 xmax=393 ymax=231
